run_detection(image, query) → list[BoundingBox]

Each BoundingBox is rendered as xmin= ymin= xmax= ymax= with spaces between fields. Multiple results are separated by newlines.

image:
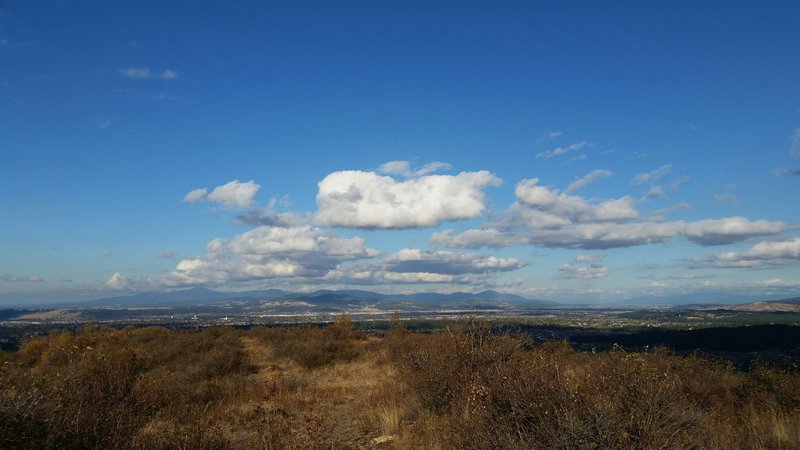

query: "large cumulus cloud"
xmin=315 ymin=170 xmax=500 ymax=228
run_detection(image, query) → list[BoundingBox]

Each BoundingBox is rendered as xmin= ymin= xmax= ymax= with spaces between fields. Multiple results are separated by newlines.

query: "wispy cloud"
xmin=644 ymin=186 xmax=666 ymax=199
xmin=184 ymin=180 xmax=261 ymax=209
xmin=119 ymin=67 xmax=180 ymax=80
xmin=633 ymin=164 xmax=672 ymax=186
xmin=625 ymin=151 xmax=649 ymax=160
xmin=712 ymin=183 xmax=738 ymax=203
xmin=691 ymin=237 xmax=800 ymax=269
xmin=378 ymin=160 xmax=452 ymax=178
xmin=558 ymin=263 xmax=610 ymax=279
xmin=0 ymin=274 xmax=45 ymax=282
xmin=713 ymin=193 xmax=738 ymax=203
xmin=0 ymin=37 xmax=27 ymax=49
xmin=566 ymin=169 xmax=613 ymax=193
xmin=536 ymin=141 xmax=593 ymax=159
xmin=545 ymin=130 xmax=562 ymax=139
xmin=155 ymin=250 xmax=179 ymax=259
xmin=772 ymin=166 xmax=800 ymax=177
xmin=94 ymin=117 xmax=112 ymax=129
xmin=575 ymin=253 xmax=605 ymax=263
xmin=755 ymin=278 xmax=800 ymax=288
xmin=534 ymin=130 xmax=563 ymax=144
xmin=119 ymin=67 xmax=152 ymax=79
xmin=184 ymin=188 xmax=208 ymax=203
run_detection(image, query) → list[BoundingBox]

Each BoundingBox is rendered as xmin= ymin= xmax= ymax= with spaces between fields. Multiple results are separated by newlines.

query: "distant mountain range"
xmin=79 ymin=287 xmax=558 ymax=312
xmin=689 ymin=297 xmax=800 ymax=313
xmin=610 ymin=291 xmax=800 ymax=308
xmin=4 ymin=288 xmax=799 ymax=320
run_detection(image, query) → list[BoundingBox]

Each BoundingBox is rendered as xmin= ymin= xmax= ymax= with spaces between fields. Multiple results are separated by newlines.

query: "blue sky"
xmin=2 ymin=1 xmax=799 ymax=305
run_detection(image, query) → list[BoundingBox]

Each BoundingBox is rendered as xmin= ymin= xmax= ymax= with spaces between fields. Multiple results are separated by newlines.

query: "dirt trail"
xmin=239 ymin=336 xmax=399 ymax=449
xmin=241 ymin=336 xmax=284 ymax=381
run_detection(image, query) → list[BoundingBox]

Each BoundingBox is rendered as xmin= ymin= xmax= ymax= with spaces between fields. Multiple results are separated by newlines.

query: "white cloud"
xmin=208 ymin=180 xmax=261 ymax=208
xmin=575 ymin=253 xmax=605 ymax=263
xmin=693 ymin=237 xmax=800 ymax=269
xmin=325 ymin=248 xmax=524 ymax=286
xmin=510 ymin=207 xmax=573 ymax=229
xmin=105 ymin=272 xmax=130 ymax=289
xmin=534 ymin=130 xmax=563 ymax=144
xmin=772 ymin=167 xmax=800 ymax=177
xmin=644 ymin=186 xmax=666 ymax=199
xmin=159 ymin=225 xmax=378 ymax=287
xmin=378 ymin=160 xmax=452 ymax=177
xmin=381 ymin=248 xmax=524 ymax=274
xmin=536 ymin=141 xmax=593 ymax=159
xmin=155 ymin=250 xmax=178 ymax=259
xmin=236 ymin=209 xmax=305 ymax=228
xmin=545 ymin=130 xmax=563 ymax=139
xmin=414 ymin=161 xmax=453 ymax=176
xmin=791 ymin=128 xmax=800 ymax=159
xmin=430 ymin=178 xmax=784 ymax=251
xmin=119 ymin=67 xmax=152 ymax=79
xmin=330 ymin=270 xmax=459 ymax=284
xmin=228 ymin=225 xmax=372 ymax=257
xmin=378 ymin=161 xmax=412 ymax=176
xmin=566 ymin=169 xmax=613 ymax=193
xmin=515 ymin=178 xmax=639 ymax=224
xmin=650 ymin=203 xmax=690 ymax=219
xmin=755 ymin=278 xmax=800 ymax=288
xmin=580 ymin=287 xmax=605 ymax=295
xmin=626 ymin=151 xmax=649 ymax=160
xmin=183 ymin=188 xmax=208 ymax=203
xmin=115 ymin=225 xmax=524 ymax=290
xmin=665 ymin=176 xmax=688 ymax=191
xmin=0 ymin=274 xmax=45 ymax=282
xmin=315 ymin=170 xmax=500 ymax=228
xmin=558 ymin=263 xmax=610 ymax=279
xmin=434 ymin=217 xmax=783 ymax=251
xmin=119 ymin=67 xmax=179 ymax=80
xmin=682 ymin=217 xmax=784 ymax=245
xmin=713 ymin=193 xmax=738 ymax=203
xmin=633 ymin=164 xmax=672 ymax=186
xmin=185 ymin=180 xmax=260 ymax=208
xmin=527 ymin=222 xmax=681 ymax=249
xmin=430 ymin=228 xmax=519 ymax=249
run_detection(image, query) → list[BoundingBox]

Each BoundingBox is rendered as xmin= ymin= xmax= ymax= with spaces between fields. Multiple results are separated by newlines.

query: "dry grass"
xmin=1 ymin=318 xmax=799 ymax=449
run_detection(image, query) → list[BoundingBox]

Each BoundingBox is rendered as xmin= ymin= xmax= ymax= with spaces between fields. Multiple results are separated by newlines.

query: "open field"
xmin=1 ymin=316 xmax=799 ymax=449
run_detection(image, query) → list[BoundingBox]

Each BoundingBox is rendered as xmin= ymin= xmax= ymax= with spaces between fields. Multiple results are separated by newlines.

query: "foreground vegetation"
xmin=1 ymin=317 xmax=798 ymax=449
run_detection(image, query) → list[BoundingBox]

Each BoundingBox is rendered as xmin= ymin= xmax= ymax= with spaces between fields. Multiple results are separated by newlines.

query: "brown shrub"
xmin=256 ymin=315 xmax=365 ymax=369
xmin=390 ymin=319 xmax=800 ymax=449
xmin=0 ymin=325 xmax=259 ymax=448
xmin=3 ymin=320 xmax=800 ymax=449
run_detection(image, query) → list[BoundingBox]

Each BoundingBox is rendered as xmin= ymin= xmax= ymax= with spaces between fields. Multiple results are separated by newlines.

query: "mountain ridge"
xmin=79 ymin=287 xmax=557 ymax=310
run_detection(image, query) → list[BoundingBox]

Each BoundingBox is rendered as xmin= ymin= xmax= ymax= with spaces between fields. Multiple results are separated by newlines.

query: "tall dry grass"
xmin=387 ymin=318 xmax=800 ymax=449
xmin=1 ymin=317 xmax=798 ymax=449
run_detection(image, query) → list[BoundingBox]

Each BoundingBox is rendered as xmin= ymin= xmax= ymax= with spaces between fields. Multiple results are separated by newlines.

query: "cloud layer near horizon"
xmin=105 ymin=161 xmax=797 ymax=296
xmin=431 ymin=178 xmax=784 ymax=250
